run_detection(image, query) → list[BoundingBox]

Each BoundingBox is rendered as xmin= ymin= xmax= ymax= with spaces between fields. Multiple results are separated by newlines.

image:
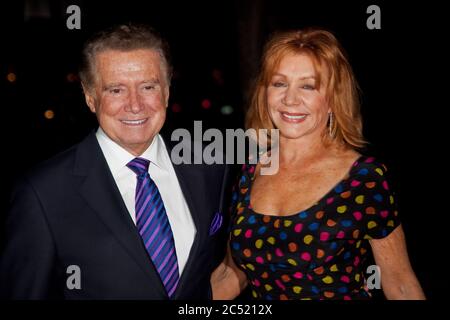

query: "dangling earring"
xmin=328 ymin=112 xmax=334 ymax=138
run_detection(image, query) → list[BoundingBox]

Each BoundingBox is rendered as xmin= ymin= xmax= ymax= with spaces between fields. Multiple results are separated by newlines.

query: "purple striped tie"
xmin=127 ymin=157 xmax=179 ymax=298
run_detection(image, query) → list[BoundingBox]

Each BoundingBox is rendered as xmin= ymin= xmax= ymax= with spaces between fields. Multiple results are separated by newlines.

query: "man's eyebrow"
xmin=102 ymin=79 xmax=161 ymax=91
xmin=142 ymin=78 xmax=160 ymax=84
xmin=102 ymin=83 xmax=122 ymax=90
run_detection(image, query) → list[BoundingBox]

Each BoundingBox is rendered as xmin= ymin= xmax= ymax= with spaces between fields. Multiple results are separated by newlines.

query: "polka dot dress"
xmin=229 ymin=156 xmax=400 ymax=300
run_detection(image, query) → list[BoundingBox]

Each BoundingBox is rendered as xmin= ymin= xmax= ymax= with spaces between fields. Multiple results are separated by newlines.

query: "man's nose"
xmin=125 ymin=90 xmax=144 ymax=113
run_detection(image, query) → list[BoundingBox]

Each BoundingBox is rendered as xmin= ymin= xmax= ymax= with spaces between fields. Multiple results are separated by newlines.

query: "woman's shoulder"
xmin=348 ymin=155 xmax=394 ymax=187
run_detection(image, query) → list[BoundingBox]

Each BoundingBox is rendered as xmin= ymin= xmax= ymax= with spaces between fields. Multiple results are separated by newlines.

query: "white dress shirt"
xmin=96 ymin=128 xmax=196 ymax=274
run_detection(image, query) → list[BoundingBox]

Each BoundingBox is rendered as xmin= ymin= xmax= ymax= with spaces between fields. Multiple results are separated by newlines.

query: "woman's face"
xmin=267 ymin=53 xmax=330 ymax=142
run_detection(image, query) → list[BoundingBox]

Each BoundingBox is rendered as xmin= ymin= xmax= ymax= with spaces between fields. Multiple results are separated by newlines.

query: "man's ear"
xmin=164 ymin=86 xmax=170 ymax=108
xmin=82 ymin=83 xmax=96 ymax=113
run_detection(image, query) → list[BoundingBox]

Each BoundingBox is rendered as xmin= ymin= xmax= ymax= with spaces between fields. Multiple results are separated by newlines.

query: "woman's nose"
xmin=282 ymin=86 xmax=301 ymax=106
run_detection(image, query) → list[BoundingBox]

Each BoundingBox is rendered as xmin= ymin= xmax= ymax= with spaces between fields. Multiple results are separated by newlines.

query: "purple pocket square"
xmin=209 ymin=211 xmax=223 ymax=236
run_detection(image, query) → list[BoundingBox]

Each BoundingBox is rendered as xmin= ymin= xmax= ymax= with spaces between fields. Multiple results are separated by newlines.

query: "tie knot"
xmin=127 ymin=157 xmax=150 ymax=177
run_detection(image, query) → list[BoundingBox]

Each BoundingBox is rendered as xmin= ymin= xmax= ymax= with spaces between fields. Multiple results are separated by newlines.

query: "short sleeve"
xmin=356 ymin=158 xmax=401 ymax=239
xmin=228 ymin=164 xmax=253 ymax=228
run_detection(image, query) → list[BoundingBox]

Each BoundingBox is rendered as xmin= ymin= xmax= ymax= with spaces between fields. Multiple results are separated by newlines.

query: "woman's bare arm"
xmin=211 ymin=243 xmax=248 ymax=300
xmin=370 ymin=225 xmax=425 ymax=300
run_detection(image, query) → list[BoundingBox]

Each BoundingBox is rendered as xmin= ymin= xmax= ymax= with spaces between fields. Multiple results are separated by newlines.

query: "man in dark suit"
xmin=0 ymin=24 xmax=231 ymax=299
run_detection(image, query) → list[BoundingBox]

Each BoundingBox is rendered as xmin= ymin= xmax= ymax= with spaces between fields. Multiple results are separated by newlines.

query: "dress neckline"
xmin=247 ymin=154 xmax=367 ymax=219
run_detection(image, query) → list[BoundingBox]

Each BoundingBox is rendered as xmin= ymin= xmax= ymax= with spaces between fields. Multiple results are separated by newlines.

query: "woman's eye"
xmin=302 ymin=84 xmax=315 ymax=90
xmin=144 ymin=85 xmax=155 ymax=90
xmin=272 ymin=82 xmax=286 ymax=87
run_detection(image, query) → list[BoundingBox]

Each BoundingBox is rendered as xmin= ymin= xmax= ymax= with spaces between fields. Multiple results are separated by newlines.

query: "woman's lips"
xmin=280 ymin=112 xmax=308 ymax=123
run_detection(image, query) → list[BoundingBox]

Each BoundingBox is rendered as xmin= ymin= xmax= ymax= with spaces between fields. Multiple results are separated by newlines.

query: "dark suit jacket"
xmin=0 ymin=131 xmax=233 ymax=299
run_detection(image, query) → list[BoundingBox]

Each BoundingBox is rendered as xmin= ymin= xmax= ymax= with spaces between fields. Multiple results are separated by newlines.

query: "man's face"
xmin=84 ymin=49 xmax=169 ymax=156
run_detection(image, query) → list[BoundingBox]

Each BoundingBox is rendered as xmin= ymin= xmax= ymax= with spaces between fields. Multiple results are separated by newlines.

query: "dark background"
xmin=0 ymin=0 xmax=447 ymax=300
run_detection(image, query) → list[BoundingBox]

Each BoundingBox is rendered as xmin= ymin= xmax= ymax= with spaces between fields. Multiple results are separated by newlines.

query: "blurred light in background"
xmin=44 ymin=109 xmax=55 ymax=120
xmin=7 ymin=73 xmax=17 ymax=83
xmin=24 ymin=0 xmax=51 ymax=21
xmin=201 ymin=99 xmax=211 ymax=109
xmin=212 ymin=69 xmax=224 ymax=86
xmin=171 ymin=103 xmax=182 ymax=113
xmin=66 ymin=73 xmax=78 ymax=83
xmin=220 ymin=105 xmax=233 ymax=115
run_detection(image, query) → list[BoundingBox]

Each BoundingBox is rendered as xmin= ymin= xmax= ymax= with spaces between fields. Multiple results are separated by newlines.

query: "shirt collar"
xmin=140 ymin=133 xmax=168 ymax=171
xmin=96 ymin=127 xmax=168 ymax=176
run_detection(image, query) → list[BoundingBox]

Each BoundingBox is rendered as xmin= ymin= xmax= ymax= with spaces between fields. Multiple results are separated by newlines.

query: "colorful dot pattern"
xmin=229 ymin=156 xmax=400 ymax=300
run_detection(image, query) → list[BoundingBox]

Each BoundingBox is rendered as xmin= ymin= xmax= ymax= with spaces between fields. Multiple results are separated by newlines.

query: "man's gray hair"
xmin=79 ymin=23 xmax=172 ymax=90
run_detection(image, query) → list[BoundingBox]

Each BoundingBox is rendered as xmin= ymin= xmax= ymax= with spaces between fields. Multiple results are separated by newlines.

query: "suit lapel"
xmin=74 ymin=132 xmax=167 ymax=298
xmin=170 ymin=163 xmax=204 ymax=297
